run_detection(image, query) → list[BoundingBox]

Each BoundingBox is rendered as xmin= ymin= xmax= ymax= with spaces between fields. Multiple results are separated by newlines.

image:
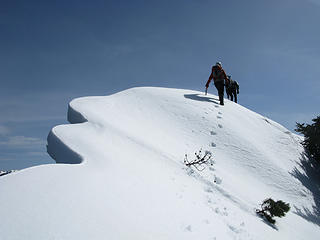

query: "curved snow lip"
xmin=46 ymin=101 xmax=88 ymax=164
xmin=67 ymin=101 xmax=88 ymax=124
xmin=47 ymin=128 xmax=83 ymax=164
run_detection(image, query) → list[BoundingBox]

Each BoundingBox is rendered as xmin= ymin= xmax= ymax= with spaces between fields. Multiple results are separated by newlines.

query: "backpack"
xmin=227 ymin=79 xmax=239 ymax=91
xmin=212 ymin=66 xmax=224 ymax=79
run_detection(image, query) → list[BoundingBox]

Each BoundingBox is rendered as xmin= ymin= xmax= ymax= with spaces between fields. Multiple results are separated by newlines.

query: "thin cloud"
xmin=0 ymin=157 xmax=13 ymax=162
xmin=0 ymin=90 xmax=74 ymax=123
xmin=0 ymin=125 xmax=10 ymax=136
xmin=0 ymin=136 xmax=46 ymax=148
xmin=26 ymin=151 xmax=48 ymax=157
xmin=307 ymin=0 xmax=320 ymax=7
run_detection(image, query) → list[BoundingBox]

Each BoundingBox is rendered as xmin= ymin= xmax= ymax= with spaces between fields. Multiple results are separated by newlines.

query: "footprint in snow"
xmin=217 ymin=116 xmax=222 ymax=119
xmin=218 ymin=112 xmax=222 ymax=115
xmin=185 ymin=225 xmax=192 ymax=232
xmin=214 ymin=175 xmax=222 ymax=184
xmin=215 ymin=207 xmax=229 ymax=216
xmin=214 ymin=207 xmax=220 ymax=214
xmin=228 ymin=224 xmax=242 ymax=234
xmin=211 ymin=142 xmax=216 ymax=147
xmin=218 ymin=124 xmax=223 ymax=128
xmin=210 ymin=131 xmax=217 ymax=135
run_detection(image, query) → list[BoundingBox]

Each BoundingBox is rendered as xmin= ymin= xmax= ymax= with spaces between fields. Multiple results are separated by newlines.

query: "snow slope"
xmin=0 ymin=87 xmax=319 ymax=239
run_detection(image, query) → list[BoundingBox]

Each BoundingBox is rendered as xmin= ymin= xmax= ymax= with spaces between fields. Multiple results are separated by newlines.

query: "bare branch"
xmin=184 ymin=149 xmax=213 ymax=171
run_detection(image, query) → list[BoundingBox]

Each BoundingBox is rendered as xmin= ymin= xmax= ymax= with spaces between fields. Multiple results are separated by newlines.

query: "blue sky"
xmin=1 ymin=0 xmax=319 ymax=170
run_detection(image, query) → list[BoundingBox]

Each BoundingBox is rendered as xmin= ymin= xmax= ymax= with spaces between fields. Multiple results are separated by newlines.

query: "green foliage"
xmin=295 ymin=116 xmax=320 ymax=163
xmin=256 ymin=198 xmax=290 ymax=224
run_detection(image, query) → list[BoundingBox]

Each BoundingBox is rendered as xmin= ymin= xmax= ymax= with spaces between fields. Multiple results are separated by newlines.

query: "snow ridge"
xmin=0 ymin=87 xmax=319 ymax=240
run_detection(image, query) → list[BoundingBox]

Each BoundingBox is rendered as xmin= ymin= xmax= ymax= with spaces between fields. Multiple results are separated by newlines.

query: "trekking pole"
xmin=205 ymin=87 xmax=208 ymax=95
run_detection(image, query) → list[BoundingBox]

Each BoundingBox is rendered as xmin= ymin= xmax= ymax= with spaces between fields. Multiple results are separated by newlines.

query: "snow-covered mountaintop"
xmin=0 ymin=87 xmax=319 ymax=239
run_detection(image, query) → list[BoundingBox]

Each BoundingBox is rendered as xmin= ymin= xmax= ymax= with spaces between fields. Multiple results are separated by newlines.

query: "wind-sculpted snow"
xmin=46 ymin=101 xmax=88 ymax=164
xmin=47 ymin=129 xmax=83 ymax=164
xmin=67 ymin=101 xmax=88 ymax=124
xmin=0 ymin=87 xmax=319 ymax=240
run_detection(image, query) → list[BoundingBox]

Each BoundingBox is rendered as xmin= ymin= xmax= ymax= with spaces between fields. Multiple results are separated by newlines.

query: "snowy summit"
xmin=0 ymin=87 xmax=319 ymax=239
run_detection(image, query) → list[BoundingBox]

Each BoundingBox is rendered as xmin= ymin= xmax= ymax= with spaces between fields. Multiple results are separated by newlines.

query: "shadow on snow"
xmin=290 ymin=153 xmax=320 ymax=226
xmin=255 ymin=213 xmax=279 ymax=231
xmin=184 ymin=94 xmax=220 ymax=105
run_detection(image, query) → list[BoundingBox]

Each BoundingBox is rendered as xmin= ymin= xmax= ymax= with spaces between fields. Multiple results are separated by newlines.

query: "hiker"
xmin=226 ymin=76 xmax=231 ymax=100
xmin=226 ymin=75 xmax=239 ymax=103
xmin=205 ymin=61 xmax=229 ymax=105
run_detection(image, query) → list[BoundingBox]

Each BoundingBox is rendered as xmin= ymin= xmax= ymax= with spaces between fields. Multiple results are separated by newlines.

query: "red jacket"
xmin=206 ymin=66 xmax=229 ymax=88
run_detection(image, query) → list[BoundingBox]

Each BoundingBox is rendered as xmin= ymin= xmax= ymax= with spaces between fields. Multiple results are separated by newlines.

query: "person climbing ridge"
xmin=205 ymin=61 xmax=229 ymax=105
xmin=226 ymin=75 xmax=240 ymax=103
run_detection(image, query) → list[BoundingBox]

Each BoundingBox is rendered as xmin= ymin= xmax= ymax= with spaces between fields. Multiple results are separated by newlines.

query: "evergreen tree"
xmin=256 ymin=198 xmax=290 ymax=224
xmin=295 ymin=116 xmax=320 ymax=163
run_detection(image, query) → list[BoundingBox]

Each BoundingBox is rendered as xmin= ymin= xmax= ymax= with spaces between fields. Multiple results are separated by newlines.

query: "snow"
xmin=0 ymin=87 xmax=319 ymax=239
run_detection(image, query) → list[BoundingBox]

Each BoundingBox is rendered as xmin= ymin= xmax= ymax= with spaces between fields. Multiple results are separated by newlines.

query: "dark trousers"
xmin=214 ymin=81 xmax=225 ymax=105
xmin=230 ymin=90 xmax=237 ymax=103
xmin=226 ymin=88 xmax=238 ymax=103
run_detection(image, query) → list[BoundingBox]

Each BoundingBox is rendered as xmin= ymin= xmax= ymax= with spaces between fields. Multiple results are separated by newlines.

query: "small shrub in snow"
xmin=256 ymin=198 xmax=290 ymax=224
xmin=184 ymin=149 xmax=214 ymax=171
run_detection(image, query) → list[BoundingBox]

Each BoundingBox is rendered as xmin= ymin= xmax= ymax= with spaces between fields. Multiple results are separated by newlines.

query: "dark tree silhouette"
xmin=295 ymin=116 xmax=320 ymax=164
xmin=256 ymin=198 xmax=290 ymax=224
